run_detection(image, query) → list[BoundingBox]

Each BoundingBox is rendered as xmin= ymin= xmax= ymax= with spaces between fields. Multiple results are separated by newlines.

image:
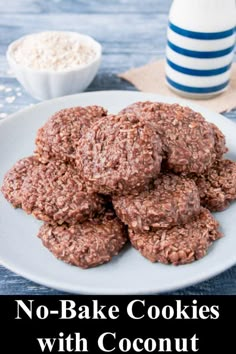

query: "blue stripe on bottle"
xmin=169 ymin=22 xmax=235 ymax=40
xmin=166 ymin=76 xmax=229 ymax=94
xmin=166 ymin=58 xmax=232 ymax=76
xmin=167 ymin=40 xmax=235 ymax=58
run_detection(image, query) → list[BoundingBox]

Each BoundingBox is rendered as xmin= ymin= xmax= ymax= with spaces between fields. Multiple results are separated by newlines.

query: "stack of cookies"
xmin=2 ymin=102 xmax=236 ymax=268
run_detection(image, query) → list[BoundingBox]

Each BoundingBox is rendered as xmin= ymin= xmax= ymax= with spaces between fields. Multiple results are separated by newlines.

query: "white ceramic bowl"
xmin=6 ymin=32 xmax=102 ymax=100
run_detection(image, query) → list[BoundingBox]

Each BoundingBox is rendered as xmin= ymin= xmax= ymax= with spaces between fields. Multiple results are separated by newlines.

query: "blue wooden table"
xmin=0 ymin=0 xmax=236 ymax=295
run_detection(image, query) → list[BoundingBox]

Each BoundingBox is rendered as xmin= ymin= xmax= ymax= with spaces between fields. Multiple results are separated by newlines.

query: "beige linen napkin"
xmin=119 ymin=59 xmax=236 ymax=113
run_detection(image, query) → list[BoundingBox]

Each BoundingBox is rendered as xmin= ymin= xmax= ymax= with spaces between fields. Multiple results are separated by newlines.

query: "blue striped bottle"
xmin=165 ymin=0 xmax=236 ymax=98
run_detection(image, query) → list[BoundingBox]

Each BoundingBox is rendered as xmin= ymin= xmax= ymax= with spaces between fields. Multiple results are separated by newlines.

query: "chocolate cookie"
xmin=38 ymin=211 xmax=127 ymax=268
xmin=76 ymin=114 xmax=163 ymax=195
xmin=129 ymin=208 xmax=222 ymax=265
xmin=35 ymin=105 xmax=107 ymax=163
xmin=21 ymin=160 xmax=105 ymax=224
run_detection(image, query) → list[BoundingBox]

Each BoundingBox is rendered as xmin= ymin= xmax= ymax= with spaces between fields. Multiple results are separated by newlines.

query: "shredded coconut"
xmin=5 ymin=96 xmax=16 ymax=104
xmin=11 ymin=31 xmax=97 ymax=71
xmin=5 ymin=87 xmax=12 ymax=93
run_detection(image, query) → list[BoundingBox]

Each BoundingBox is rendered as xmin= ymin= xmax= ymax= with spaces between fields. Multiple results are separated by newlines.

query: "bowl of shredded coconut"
xmin=7 ymin=31 xmax=102 ymax=100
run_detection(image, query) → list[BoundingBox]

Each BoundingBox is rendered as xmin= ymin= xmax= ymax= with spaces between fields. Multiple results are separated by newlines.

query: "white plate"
xmin=1 ymin=90 xmax=236 ymax=294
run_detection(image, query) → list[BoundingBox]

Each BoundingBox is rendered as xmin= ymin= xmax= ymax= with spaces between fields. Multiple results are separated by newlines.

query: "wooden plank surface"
xmin=0 ymin=0 xmax=236 ymax=295
xmin=1 ymin=0 xmax=173 ymax=14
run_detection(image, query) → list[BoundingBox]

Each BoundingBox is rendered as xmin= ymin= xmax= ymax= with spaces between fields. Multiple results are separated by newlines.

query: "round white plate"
xmin=1 ymin=90 xmax=236 ymax=294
